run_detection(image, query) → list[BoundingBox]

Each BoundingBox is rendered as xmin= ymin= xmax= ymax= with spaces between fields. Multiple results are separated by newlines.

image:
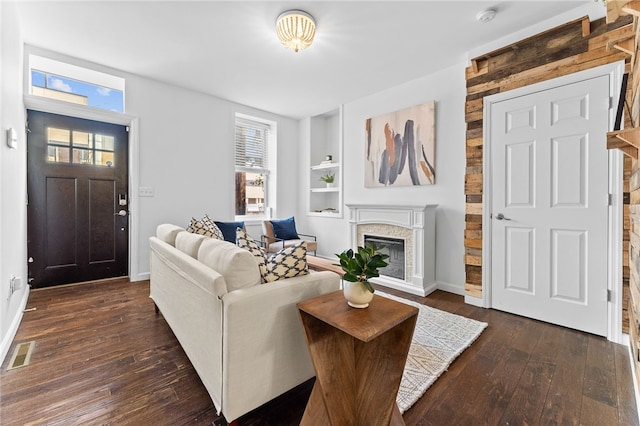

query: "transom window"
xmin=47 ymin=127 xmax=115 ymax=167
xmin=28 ymin=54 xmax=125 ymax=113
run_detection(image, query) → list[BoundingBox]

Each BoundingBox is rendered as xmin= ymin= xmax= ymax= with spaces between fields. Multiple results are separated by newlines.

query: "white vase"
xmin=343 ymin=281 xmax=374 ymax=308
xmin=326 ymin=182 xmax=333 ymax=188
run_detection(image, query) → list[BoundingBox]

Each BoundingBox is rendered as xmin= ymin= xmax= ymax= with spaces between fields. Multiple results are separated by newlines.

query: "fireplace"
xmin=364 ymin=235 xmax=405 ymax=281
xmin=347 ymin=204 xmax=437 ymax=296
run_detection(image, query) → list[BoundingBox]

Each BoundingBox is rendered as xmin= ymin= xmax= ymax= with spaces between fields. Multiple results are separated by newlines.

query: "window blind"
xmin=235 ymin=117 xmax=270 ymax=171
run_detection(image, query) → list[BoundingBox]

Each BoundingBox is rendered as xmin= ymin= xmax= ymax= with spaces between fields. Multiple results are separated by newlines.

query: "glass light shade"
xmin=276 ymin=10 xmax=316 ymax=53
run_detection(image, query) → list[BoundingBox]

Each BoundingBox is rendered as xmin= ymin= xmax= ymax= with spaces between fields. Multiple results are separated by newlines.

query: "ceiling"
xmin=13 ymin=1 xmax=597 ymax=119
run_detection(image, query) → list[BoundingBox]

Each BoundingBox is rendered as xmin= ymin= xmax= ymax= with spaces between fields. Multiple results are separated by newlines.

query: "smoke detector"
xmin=476 ymin=8 xmax=497 ymax=23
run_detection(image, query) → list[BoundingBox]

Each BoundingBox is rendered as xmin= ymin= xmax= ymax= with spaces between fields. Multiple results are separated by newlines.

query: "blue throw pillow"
xmin=271 ymin=216 xmax=299 ymax=240
xmin=214 ymin=221 xmax=244 ymax=243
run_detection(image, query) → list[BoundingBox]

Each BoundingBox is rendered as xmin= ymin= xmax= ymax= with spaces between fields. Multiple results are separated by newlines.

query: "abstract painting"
xmin=365 ymin=101 xmax=435 ymax=187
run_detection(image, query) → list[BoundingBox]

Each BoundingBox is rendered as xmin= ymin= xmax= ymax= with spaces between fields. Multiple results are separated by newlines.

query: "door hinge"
xmin=126 ymin=126 xmax=130 ymax=132
xmin=607 ymin=289 xmax=612 ymax=302
xmin=609 ymin=96 xmax=614 ymax=109
xmin=608 ymin=193 xmax=613 ymax=206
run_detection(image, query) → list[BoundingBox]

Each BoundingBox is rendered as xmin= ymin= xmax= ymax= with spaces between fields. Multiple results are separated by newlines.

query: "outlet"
xmin=9 ymin=276 xmax=21 ymax=298
xmin=139 ymin=187 xmax=154 ymax=197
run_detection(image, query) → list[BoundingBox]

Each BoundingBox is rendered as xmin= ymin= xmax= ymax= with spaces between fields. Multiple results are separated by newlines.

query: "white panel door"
xmin=491 ymin=75 xmax=609 ymax=336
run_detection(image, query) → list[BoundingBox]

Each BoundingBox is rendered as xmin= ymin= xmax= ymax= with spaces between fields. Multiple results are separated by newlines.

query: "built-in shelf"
xmin=308 ymin=107 xmax=343 ymax=217
xmin=308 ymin=211 xmax=341 ymax=218
xmin=310 ymin=187 xmax=339 ymax=193
xmin=311 ymin=163 xmax=340 ymax=171
xmin=607 ymin=128 xmax=640 ymax=159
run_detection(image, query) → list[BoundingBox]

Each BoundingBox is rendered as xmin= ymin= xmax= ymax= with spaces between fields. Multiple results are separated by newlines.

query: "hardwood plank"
xmin=615 ymin=343 xmax=640 ymax=424
xmin=0 ymin=280 xmax=637 ymax=426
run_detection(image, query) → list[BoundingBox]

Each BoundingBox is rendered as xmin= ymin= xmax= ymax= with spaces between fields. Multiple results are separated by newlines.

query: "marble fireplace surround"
xmin=346 ymin=204 xmax=437 ymax=296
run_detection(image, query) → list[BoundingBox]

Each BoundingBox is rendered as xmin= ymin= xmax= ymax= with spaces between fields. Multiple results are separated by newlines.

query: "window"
xmin=46 ymin=127 xmax=115 ymax=167
xmin=235 ymin=115 xmax=274 ymax=218
xmin=29 ymin=55 xmax=125 ymax=113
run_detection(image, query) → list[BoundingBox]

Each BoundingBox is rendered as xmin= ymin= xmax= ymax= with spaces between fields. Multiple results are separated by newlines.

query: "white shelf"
xmin=309 ymin=211 xmax=341 ymax=217
xmin=311 ymin=162 xmax=340 ymax=171
xmin=311 ymin=187 xmax=339 ymax=193
xmin=308 ymin=107 xmax=343 ymax=218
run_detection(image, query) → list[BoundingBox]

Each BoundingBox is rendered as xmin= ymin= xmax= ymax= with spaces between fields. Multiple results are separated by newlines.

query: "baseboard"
xmin=436 ymin=281 xmax=465 ymax=296
xmin=132 ymin=272 xmax=150 ymax=282
xmin=622 ymin=334 xmax=640 ymax=424
xmin=0 ymin=287 xmax=30 ymax=366
xmin=464 ymin=294 xmax=484 ymax=307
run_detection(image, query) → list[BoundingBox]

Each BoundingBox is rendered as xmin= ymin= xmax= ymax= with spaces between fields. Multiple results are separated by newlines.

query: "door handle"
xmin=495 ymin=213 xmax=511 ymax=221
xmin=114 ymin=210 xmax=128 ymax=217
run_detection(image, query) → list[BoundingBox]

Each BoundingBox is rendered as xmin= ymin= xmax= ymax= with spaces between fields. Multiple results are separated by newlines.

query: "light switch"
xmin=139 ymin=187 xmax=154 ymax=197
xmin=6 ymin=128 xmax=17 ymax=149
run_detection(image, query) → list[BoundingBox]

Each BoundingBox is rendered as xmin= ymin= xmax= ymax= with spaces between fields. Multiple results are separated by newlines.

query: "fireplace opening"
xmin=364 ymin=235 xmax=405 ymax=281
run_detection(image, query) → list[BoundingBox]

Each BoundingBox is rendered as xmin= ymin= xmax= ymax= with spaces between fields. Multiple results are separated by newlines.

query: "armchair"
xmin=262 ymin=217 xmax=317 ymax=255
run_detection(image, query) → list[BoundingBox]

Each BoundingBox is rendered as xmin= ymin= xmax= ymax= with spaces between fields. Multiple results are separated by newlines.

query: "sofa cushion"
xmin=236 ymin=228 xmax=308 ymax=283
xmin=214 ymin=221 xmax=245 ymax=243
xmin=175 ymin=231 xmax=209 ymax=258
xmin=270 ymin=216 xmax=299 ymax=240
xmin=198 ymin=237 xmax=261 ymax=292
xmin=156 ymin=224 xmax=185 ymax=246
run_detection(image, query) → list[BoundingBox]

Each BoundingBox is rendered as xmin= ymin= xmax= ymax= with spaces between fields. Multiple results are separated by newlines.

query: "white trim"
xmin=464 ymin=295 xmax=484 ymax=308
xmin=609 ymin=149 xmax=624 ymax=343
xmin=623 ymin=334 xmax=640 ymax=422
xmin=482 ymin=61 xmax=625 ymax=342
xmin=23 ymin=95 xmax=141 ymax=283
xmin=0 ymin=287 xmax=29 ymax=365
xmin=437 ymin=281 xmax=465 ymax=296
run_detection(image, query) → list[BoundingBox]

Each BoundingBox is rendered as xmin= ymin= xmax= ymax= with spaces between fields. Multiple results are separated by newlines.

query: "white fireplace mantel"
xmin=346 ymin=204 xmax=437 ymax=296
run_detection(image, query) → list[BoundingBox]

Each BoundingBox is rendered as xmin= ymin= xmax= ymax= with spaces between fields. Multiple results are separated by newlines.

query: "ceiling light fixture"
xmin=276 ymin=10 xmax=316 ymax=53
xmin=476 ymin=8 xmax=497 ymax=23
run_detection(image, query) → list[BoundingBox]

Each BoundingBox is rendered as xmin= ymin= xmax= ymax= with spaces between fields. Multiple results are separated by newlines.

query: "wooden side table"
xmin=297 ymin=290 xmax=418 ymax=425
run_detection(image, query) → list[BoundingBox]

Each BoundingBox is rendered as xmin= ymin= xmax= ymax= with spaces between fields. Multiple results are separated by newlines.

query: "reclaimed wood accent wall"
xmin=464 ymin=14 xmax=633 ymax=335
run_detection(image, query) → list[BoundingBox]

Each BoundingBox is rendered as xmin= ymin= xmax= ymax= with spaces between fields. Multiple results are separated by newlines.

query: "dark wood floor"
xmin=0 ymin=279 xmax=637 ymax=425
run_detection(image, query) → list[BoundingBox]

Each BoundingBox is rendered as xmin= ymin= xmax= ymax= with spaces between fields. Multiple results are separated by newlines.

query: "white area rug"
xmin=379 ymin=292 xmax=488 ymax=413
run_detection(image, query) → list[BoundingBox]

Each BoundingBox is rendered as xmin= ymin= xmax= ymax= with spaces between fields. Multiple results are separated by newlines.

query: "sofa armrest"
xmin=150 ymin=236 xmax=228 ymax=298
xmin=219 ymin=271 xmax=340 ymax=421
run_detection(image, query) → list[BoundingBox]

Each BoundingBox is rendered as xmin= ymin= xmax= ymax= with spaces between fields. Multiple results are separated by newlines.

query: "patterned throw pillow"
xmin=201 ymin=214 xmax=224 ymax=240
xmin=236 ymin=227 xmax=267 ymax=272
xmin=262 ymin=241 xmax=308 ymax=283
xmin=186 ymin=216 xmax=222 ymax=240
xmin=236 ymin=228 xmax=308 ymax=283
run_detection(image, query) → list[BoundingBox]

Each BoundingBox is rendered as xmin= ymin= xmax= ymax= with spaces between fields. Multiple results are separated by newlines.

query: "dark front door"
xmin=27 ymin=110 xmax=129 ymax=288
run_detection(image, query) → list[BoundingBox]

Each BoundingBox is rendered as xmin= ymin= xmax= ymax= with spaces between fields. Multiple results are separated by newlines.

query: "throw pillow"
xmin=215 ymin=220 xmax=245 ymax=243
xmin=236 ymin=227 xmax=267 ymax=273
xmin=236 ymin=228 xmax=308 ymax=283
xmin=187 ymin=217 xmax=219 ymax=239
xmin=262 ymin=241 xmax=308 ymax=283
xmin=271 ymin=216 xmax=299 ymax=240
xmin=201 ymin=214 xmax=224 ymax=240
xmin=186 ymin=216 xmax=223 ymax=240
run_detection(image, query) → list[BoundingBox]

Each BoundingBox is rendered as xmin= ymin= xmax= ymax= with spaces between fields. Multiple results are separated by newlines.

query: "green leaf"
xmin=343 ymin=272 xmax=358 ymax=282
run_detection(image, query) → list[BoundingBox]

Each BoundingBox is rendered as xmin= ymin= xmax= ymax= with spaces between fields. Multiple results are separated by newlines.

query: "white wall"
xmin=300 ymin=63 xmax=467 ymax=294
xmin=125 ymin=73 xmax=300 ymax=277
xmin=0 ymin=2 xmax=29 ymax=364
xmin=21 ymin=46 xmax=300 ymax=282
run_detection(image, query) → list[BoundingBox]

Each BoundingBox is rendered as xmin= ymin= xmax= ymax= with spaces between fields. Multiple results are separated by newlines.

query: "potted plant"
xmin=335 ymin=243 xmax=389 ymax=308
xmin=320 ymin=173 xmax=335 ymax=188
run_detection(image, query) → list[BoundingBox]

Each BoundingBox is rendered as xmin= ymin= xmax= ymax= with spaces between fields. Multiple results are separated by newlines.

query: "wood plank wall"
xmin=464 ymin=15 xmax=633 ymax=333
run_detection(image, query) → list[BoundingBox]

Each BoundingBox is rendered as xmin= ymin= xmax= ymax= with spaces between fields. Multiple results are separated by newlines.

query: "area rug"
xmin=378 ymin=292 xmax=488 ymax=413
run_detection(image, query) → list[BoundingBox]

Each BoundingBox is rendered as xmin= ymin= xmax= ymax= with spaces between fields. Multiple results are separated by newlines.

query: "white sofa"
xmin=149 ymin=224 xmax=340 ymax=423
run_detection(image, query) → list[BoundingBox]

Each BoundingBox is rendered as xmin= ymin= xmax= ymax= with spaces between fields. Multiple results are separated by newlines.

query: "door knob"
xmin=495 ymin=213 xmax=511 ymax=221
xmin=115 ymin=210 xmax=128 ymax=217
